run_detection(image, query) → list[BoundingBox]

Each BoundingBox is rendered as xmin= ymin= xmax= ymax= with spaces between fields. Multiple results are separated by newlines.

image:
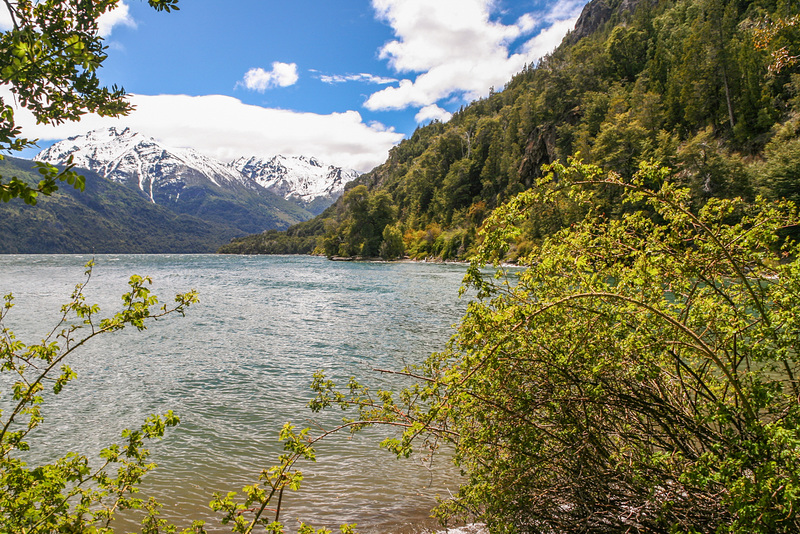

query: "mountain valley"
xmin=0 ymin=128 xmax=361 ymax=252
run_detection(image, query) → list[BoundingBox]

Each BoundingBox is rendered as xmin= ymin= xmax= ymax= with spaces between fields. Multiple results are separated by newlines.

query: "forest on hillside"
xmin=6 ymin=1 xmax=800 ymax=532
xmin=220 ymin=0 xmax=800 ymax=259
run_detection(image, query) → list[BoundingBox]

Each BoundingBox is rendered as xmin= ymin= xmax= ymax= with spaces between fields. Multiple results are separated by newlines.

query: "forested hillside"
xmin=0 ymin=157 xmax=245 ymax=253
xmin=220 ymin=0 xmax=800 ymax=258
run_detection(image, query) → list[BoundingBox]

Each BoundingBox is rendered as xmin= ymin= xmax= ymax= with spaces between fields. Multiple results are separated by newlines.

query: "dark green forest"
xmin=220 ymin=0 xmax=800 ymax=259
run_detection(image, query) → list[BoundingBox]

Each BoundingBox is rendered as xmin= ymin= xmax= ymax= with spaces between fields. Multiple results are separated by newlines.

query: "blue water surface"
xmin=0 ymin=254 xmax=472 ymax=533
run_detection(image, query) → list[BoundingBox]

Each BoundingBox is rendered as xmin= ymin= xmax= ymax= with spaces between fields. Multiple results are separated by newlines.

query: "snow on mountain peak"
xmin=230 ymin=154 xmax=359 ymax=203
xmin=35 ymin=128 xmax=360 ymax=206
xmin=231 ymin=154 xmax=360 ymax=203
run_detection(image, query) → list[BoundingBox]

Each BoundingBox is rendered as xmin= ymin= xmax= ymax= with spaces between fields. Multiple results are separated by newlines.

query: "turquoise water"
xmin=0 ymin=254 xmax=471 ymax=533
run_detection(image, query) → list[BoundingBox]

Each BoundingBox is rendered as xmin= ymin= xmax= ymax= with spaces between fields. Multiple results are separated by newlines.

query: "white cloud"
xmin=0 ymin=2 xmax=136 ymax=35
xmin=1 ymin=87 xmax=403 ymax=172
xmin=414 ymin=104 xmax=452 ymax=124
xmin=372 ymin=0 xmax=521 ymax=74
xmin=517 ymin=13 xmax=536 ymax=34
xmin=521 ymin=16 xmax=579 ymax=60
xmin=97 ymin=2 xmax=137 ymax=38
xmin=240 ymin=62 xmax=299 ymax=92
xmin=318 ymin=72 xmax=398 ymax=85
xmin=543 ymin=0 xmax=590 ymax=23
xmin=0 ymin=3 xmax=12 ymax=31
xmin=365 ymin=0 xmax=585 ymax=111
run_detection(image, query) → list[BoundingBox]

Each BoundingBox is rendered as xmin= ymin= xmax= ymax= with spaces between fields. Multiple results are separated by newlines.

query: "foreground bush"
xmin=0 ymin=264 xmax=199 ymax=532
xmin=313 ymin=159 xmax=800 ymax=533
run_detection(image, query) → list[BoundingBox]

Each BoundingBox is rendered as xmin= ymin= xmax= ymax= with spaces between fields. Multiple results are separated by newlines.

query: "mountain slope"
xmin=221 ymin=0 xmax=800 ymax=258
xmin=0 ymin=157 xmax=249 ymax=253
xmin=36 ymin=128 xmax=360 ymax=224
xmin=232 ymin=155 xmax=360 ymax=215
xmin=36 ymin=127 xmax=246 ymax=202
xmin=35 ymin=128 xmax=315 ymax=234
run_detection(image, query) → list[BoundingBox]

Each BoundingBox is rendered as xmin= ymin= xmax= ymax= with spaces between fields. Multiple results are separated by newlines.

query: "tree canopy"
xmin=0 ymin=0 xmax=178 ymax=204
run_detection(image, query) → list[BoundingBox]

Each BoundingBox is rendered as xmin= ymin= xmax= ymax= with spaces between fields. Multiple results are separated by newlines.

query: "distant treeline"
xmin=218 ymin=229 xmax=318 ymax=255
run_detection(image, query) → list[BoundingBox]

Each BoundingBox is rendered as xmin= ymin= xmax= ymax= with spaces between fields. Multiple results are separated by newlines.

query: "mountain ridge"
xmin=0 ymin=156 xmax=245 ymax=253
xmin=36 ymin=127 xmax=360 ymax=211
xmin=231 ymin=154 xmax=359 ymax=214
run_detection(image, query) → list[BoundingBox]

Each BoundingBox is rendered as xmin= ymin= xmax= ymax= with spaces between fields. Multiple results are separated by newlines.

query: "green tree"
xmin=606 ymin=26 xmax=648 ymax=82
xmin=330 ymin=186 xmax=397 ymax=258
xmin=311 ymin=159 xmax=800 ymax=533
xmin=758 ymin=120 xmax=800 ymax=204
xmin=677 ymin=126 xmax=753 ymax=200
xmin=379 ymin=224 xmax=404 ymax=260
xmin=0 ymin=263 xmax=201 ymax=533
xmin=365 ymin=190 xmax=397 ymax=256
xmin=592 ymin=109 xmax=651 ymax=178
xmin=0 ymin=0 xmax=178 ymax=204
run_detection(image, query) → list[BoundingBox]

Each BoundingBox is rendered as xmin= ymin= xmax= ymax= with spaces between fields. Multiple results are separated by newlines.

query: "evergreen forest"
xmin=220 ymin=0 xmax=800 ymax=259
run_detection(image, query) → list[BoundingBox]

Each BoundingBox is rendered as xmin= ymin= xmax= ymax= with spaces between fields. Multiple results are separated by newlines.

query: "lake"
xmin=0 ymin=254 xmax=472 ymax=533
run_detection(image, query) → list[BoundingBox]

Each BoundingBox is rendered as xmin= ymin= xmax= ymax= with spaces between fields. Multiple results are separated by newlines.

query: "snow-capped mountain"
xmin=232 ymin=155 xmax=359 ymax=205
xmin=36 ymin=127 xmax=247 ymax=204
xmin=35 ymin=128 xmax=360 ymax=209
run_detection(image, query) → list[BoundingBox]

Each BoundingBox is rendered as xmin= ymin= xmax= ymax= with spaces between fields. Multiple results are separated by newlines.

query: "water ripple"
xmin=0 ymin=254 xmax=471 ymax=533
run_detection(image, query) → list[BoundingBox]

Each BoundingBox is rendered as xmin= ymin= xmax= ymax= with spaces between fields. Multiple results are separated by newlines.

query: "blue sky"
xmin=2 ymin=0 xmax=588 ymax=172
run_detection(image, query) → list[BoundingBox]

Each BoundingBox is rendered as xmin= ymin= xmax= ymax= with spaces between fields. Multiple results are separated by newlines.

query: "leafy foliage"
xmin=209 ymin=422 xmax=359 ymax=534
xmin=310 ymin=159 xmax=800 ymax=533
xmin=0 ymin=0 xmax=177 ymax=204
xmin=0 ymin=263 xmax=360 ymax=533
xmin=0 ymin=261 xmax=200 ymax=533
xmin=219 ymin=229 xmax=319 ymax=255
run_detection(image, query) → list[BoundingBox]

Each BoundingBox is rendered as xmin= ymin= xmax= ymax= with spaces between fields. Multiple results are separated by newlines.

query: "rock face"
xmin=518 ymin=124 xmax=557 ymax=188
xmin=36 ymin=127 xmax=360 ymax=211
xmin=566 ymin=0 xmax=652 ymax=45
